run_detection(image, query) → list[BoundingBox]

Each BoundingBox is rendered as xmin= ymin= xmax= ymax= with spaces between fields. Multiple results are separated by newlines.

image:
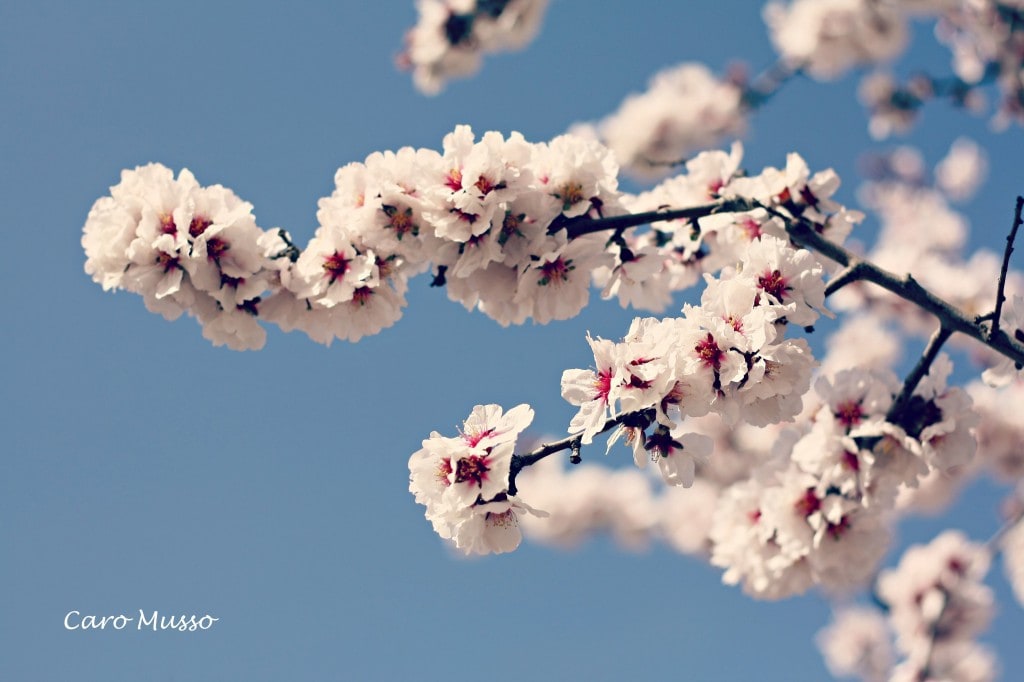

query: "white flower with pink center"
xmin=530 ymin=133 xmax=623 ymax=219
xmin=408 ymin=403 xmax=538 ymax=555
xmin=739 ymin=235 xmax=829 ymax=327
xmin=561 ymin=334 xmax=620 ymax=444
xmin=901 ymin=354 xmax=978 ymax=472
xmin=291 ymin=229 xmax=377 ymax=307
xmin=514 ymin=235 xmax=610 ymax=324
xmin=736 ymin=337 xmax=816 ymax=426
xmin=447 ymin=495 xmax=545 ymax=556
xmin=182 ymin=184 xmax=270 ymax=309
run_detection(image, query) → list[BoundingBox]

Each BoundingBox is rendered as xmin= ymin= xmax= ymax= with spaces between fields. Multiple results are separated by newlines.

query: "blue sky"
xmin=3 ymin=1 xmax=1023 ymax=680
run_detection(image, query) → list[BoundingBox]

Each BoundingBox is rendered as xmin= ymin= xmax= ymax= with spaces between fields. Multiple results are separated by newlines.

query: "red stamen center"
xmin=159 ymin=214 xmax=178 ymax=236
xmin=454 ymin=455 xmax=490 ymax=488
xmin=757 ymin=269 xmax=789 ymax=300
xmin=795 ymin=489 xmax=820 ymax=518
xmin=189 ymin=215 xmax=212 ymax=238
xmin=206 ymin=237 xmax=229 ymax=262
xmin=538 ymin=257 xmax=573 ymax=285
xmin=445 ymin=169 xmax=463 ymax=191
xmin=322 ymin=251 xmax=351 ymax=283
xmin=695 ymin=333 xmax=724 ymax=370
xmin=835 ymin=400 xmax=864 ymax=428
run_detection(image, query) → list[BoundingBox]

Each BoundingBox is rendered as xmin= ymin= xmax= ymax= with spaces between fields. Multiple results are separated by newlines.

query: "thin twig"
xmin=886 ymin=325 xmax=953 ymax=422
xmin=986 ymin=489 xmax=1024 ymax=553
xmin=990 ymin=195 xmax=1024 ymax=341
xmin=507 ymin=409 xmax=653 ymax=495
xmin=742 ymin=59 xmax=801 ymax=109
xmin=824 ymin=263 xmax=868 ymax=297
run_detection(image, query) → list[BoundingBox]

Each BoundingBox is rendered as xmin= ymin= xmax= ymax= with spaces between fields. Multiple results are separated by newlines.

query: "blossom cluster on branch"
xmin=78 ymin=1 xmax=1024 ymax=679
xmin=569 ymin=0 xmax=1024 ymax=182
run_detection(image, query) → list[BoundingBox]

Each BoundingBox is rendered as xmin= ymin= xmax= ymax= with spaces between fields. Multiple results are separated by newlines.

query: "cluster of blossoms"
xmin=399 ymin=139 xmax=922 ymax=557
xmin=847 ymin=0 xmax=1024 ymax=134
xmin=406 ymin=146 xmax=874 ymax=558
xmin=80 ymin=164 xmax=283 ymax=350
xmin=84 ymin=130 xmax=868 ymax=350
xmin=83 ymin=126 xmax=622 ymax=346
xmin=572 ymin=63 xmax=748 ymax=179
xmin=269 ymin=125 xmax=626 ymax=341
xmin=934 ymin=0 xmax=1024 ymax=127
xmin=397 ymin=0 xmax=548 ymax=94
xmin=817 ymin=530 xmax=999 ymax=682
xmin=560 ymin=230 xmax=826 ymax=481
xmin=596 ymin=142 xmax=861 ymax=313
xmin=710 ymin=354 xmax=978 ymax=599
xmin=764 ymin=0 xmax=911 ymax=80
xmin=407 ymin=404 xmax=542 ymax=555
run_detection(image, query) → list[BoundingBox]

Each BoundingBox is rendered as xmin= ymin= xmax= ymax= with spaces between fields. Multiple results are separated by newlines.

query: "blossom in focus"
xmin=408 ymin=403 xmax=540 ymax=555
xmin=81 ymin=163 xmax=276 ymax=350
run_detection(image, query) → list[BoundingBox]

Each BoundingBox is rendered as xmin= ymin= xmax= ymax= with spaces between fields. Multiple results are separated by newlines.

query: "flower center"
xmin=794 ymin=488 xmax=820 ymax=518
xmin=499 ymin=211 xmax=524 ymax=245
xmin=835 ymin=400 xmax=864 ymax=428
xmin=205 ymin=237 xmax=229 ymax=262
xmin=556 ymin=182 xmax=585 ymax=210
xmin=695 ymin=333 xmax=724 ymax=370
xmin=593 ymin=369 xmax=612 ymax=400
xmin=757 ymin=269 xmax=789 ymax=300
xmin=445 ymin=168 xmax=463 ymax=191
xmin=454 ymin=455 xmax=490 ymax=488
xmin=159 ymin=214 xmax=178 ymax=236
xmin=322 ymin=251 xmax=351 ymax=283
xmin=352 ymin=286 xmax=373 ymax=306
xmin=538 ymin=257 xmax=573 ymax=286
xmin=156 ymin=252 xmax=180 ymax=272
xmin=474 ymin=175 xmax=495 ymax=195
xmin=189 ymin=215 xmax=212 ymax=238
xmin=382 ymin=204 xmax=418 ymax=239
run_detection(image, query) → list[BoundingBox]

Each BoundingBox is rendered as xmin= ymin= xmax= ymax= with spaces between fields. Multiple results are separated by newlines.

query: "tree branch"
xmin=990 ymin=195 xmax=1024 ymax=341
xmin=824 ymin=262 xmax=869 ymax=297
xmin=555 ymin=198 xmax=756 ymax=240
xmin=507 ymin=409 xmax=654 ymax=495
xmin=556 ymin=196 xmax=1024 ymax=368
xmin=742 ymin=58 xmax=801 ymax=109
xmin=780 ymin=216 xmax=1024 ymax=367
xmin=886 ymin=325 xmax=953 ymax=423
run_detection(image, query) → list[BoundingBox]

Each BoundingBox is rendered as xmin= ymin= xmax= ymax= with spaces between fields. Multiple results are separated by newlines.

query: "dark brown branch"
xmin=557 ymin=196 xmax=1024 ymax=368
xmin=780 ymin=216 xmax=1024 ymax=367
xmin=990 ymin=196 xmax=1024 ymax=341
xmin=824 ymin=262 xmax=869 ymax=297
xmin=886 ymin=325 xmax=953 ymax=422
xmin=507 ymin=409 xmax=654 ymax=495
xmin=556 ymin=198 xmax=757 ymax=240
